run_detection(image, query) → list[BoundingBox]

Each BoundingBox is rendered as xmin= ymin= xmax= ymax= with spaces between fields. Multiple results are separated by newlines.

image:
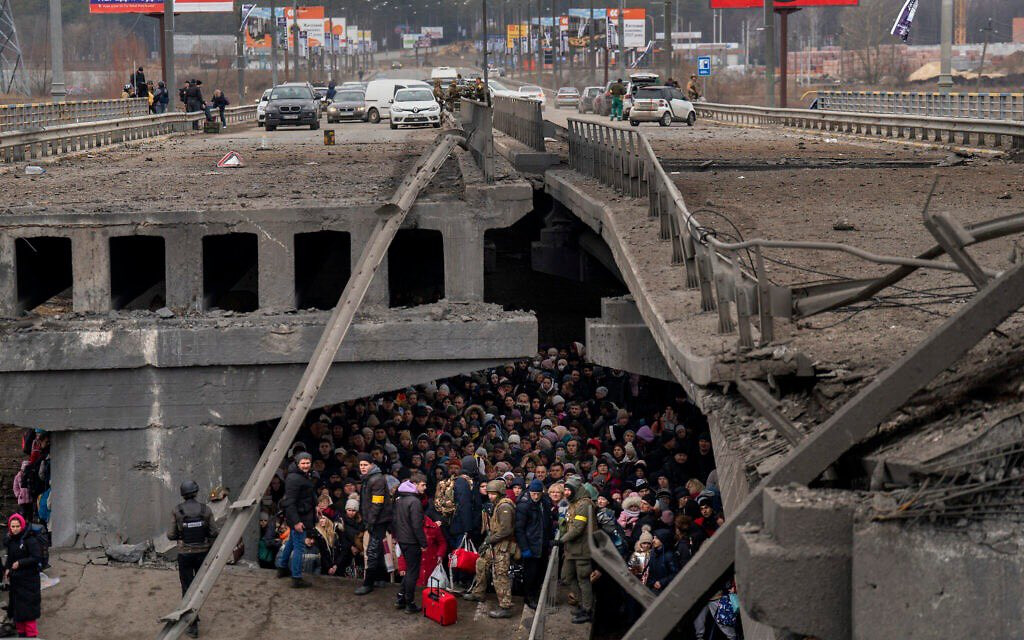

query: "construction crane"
xmin=954 ymin=0 xmax=967 ymax=45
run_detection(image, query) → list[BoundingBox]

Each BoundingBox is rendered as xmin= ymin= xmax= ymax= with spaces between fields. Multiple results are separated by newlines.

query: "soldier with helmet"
xmin=463 ymin=478 xmax=518 ymax=618
xmin=559 ymin=476 xmax=595 ymax=624
xmin=168 ymin=479 xmax=218 ymax=638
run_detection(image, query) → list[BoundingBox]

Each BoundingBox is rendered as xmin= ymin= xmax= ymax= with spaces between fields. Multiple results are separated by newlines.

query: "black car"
xmin=264 ymin=83 xmax=321 ymax=131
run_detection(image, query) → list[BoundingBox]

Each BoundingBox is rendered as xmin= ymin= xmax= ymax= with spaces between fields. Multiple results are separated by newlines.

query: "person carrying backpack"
xmin=355 ymin=453 xmax=393 ymax=595
xmin=168 ymin=480 xmax=218 ymax=638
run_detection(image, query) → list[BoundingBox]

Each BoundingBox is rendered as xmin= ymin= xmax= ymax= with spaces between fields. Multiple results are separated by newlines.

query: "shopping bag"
xmin=429 ymin=557 xmax=452 ymax=591
xmin=449 ymin=535 xmax=479 ymax=573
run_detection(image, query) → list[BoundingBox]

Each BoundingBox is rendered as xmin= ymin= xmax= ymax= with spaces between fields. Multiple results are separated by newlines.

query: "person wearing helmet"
xmin=463 ymin=479 xmax=518 ymax=618
xmin=167 ymin=479 xmax=218 ymax=638
xmin=559 ymin=476 xmax=595 ymax=624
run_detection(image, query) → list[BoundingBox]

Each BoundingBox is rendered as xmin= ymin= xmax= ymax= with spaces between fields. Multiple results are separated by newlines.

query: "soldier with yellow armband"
xmin=558 ymin=476 xmax=595 ymax=624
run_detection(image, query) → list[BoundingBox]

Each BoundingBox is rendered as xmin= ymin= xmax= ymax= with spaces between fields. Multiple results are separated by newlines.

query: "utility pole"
xmin=938 ymin=0 xmax=953 ymax=92
xmin=552 ymin=0 xmax=559 ymax=88
xmin=483 ymin=0 xmax=490 ymax=105
xmin=292 ymin=1 xmax=301 ymax=84
xmin=164 ymin=0 xmax=176 ymax=109
xmin=270 ymin=0 xmax=278 ymax=86
xmin=616 ymin=0 xmax=625 ymax=80
xmin=764 ymin=0 xmax=775 ymax=107
xmin=48 ymin=0 xmax=66 ymax=101
xmin=976 ymin=18 xmax=994 ymax=89
xmin=535 ymin=0 xmax=541 ymax=87
xmin=236 ymin=0 xmax=245 ymax=101
xmin=663 ymin=0 xmax=671 ymax=83
xmin=588 ymin=0 xmax=594 ymax=83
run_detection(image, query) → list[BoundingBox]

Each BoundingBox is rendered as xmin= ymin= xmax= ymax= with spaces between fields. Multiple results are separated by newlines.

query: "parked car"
xmin=326 ymin=89 xmax=366 ymax=123
xmin=389 ymin=87 xmax=442 ymax=129
xmin=263 ymin=83 xmax=322 ymax=131
xmin=518 ymin=84 xmax=546 ymax=108
xmin=431 ymin=66 xmax=459 ymax=84
xmin=577 ymin=86 xmax=603 ymax=113
xmin=391 ymin=61 xmax=403 ymax=69
xmin=554 ymin=87 xmax=580 ymax=109
xmin=488 ymin=80 xmax=518 ymax=99
xmin=256 ymin=88 xmax=272 ymax=127
xmin=363 ymin=78 xmax=431 ymax=123
xmin=628 ymin=86 xmax=696 ymax=127
xmin=594 ymin=72 xmax=661 ymax=117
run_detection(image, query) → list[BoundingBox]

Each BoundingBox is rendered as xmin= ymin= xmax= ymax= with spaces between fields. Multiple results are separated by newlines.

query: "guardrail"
xmin=493 ymin=95 xmax=546 ymax=151
xmin=817 ymin=91 xmax=1024 ymax=122
xmin=696 ymin=102 xmax=1024 ymax=151
xmin=0 ymin=98 xmax=149 ymax=133
xmin=0 ymin=105 xmax=257 ymax=163
xmin=459 ymin=98 xmax=495 ymax=181
xmin=527 ymin=544 xmax=560 ymax=640
xmin=565 ymin=116 xmax=1010 ymax=349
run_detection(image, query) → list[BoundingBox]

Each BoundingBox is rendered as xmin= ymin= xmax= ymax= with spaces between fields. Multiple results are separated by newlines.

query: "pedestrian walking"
xmin=393 ymin=471 xmax=429 ymax=613
xmin=211 ymin=90 xmax=230 ymax=129
xmin=4 ymin=514 xmax=42 ymax=639
xmin=276 ymin=452 xmax=316 ymax=589
xmin=167 ymin=480 xmax=218 ymax=637
xmin=608 ymin=79 xmax=626 ymax=122
xmin=355 ymin=452 xmax=393 ymax=595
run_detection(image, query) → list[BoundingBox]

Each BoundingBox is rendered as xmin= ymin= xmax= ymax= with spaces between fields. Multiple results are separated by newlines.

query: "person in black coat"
xmin=644 ymin=529 xmax=678 ymax=593
xmin=393 ymin=472 xmax=429 ymax=613
xmin=276 ymin=452 xmax=317 ymax=587
xmin=515 ymin=479 xmax=552 ymax=609
xmin=355 ymin=453 xmax=393 ymax=596
xmin=4 ymin=513 xmax=42 ymax=638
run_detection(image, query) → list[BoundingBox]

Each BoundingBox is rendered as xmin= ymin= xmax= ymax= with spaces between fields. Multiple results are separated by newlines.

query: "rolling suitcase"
xmin=423 ymin=578 xmax=457 ymax=626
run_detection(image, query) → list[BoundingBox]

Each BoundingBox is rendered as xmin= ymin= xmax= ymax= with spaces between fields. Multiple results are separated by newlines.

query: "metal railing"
xmin=493 ymin=94 xmax=546 ymax=151
xmin=697 ymin=102 xmax=1024 ymax=151
xmin=817 ymin=91 xmax=1024 ymax=122
xmin=0 ymin=105 xmax=257 ymax=163
xmin=0 ymin=98 xmax=149 ymax=132
xmin=565 ymin=116 xmax=1019 ymax=350
xmin=459 ymin=98 xmax=495 ymax=181
xmin=527 ymin=544 xmax=561 ymax=640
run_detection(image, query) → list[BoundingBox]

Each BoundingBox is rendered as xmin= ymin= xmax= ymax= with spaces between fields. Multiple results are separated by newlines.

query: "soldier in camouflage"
xmin=463 ymin=479 xmax=518 ymax=618
xmin=559 ymin=476 xmax=595 ymax=624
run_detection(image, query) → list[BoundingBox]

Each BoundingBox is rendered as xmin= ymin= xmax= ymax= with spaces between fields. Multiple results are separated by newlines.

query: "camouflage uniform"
xmin=560 ymin=486 xmax=595 ymax=613
xmin=470 ymin=495 xmax=518 ymax=608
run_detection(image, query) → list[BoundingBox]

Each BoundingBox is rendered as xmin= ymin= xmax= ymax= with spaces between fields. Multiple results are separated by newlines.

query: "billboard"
xmin=422 ymin=26 xmax=444 ymax=40
xmin=710 ymin=0 xmax=857 ymax=7
xmin=243 ymin=5 xmax=285 ymax=53
xmin=284 ymin=6 xmax=325 ymax=49
xmin=607 ymin=8 xmax=645 ymax=49
xmin=90 ymin=0 xmax=232 ymax=13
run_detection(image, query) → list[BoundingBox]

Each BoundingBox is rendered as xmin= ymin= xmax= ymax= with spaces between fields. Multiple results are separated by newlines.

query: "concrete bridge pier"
xmin=51 ymin=423 xmax=260 ymax=550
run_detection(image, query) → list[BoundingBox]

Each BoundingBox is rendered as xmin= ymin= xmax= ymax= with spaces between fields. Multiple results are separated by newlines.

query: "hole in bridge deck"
xmin=110 ymin=236 xmax=166 ymax=311
xmin=15 ymin=236 xmax=72 ymax=315
xmin=202 ymin=233 xmax=259 ymax=312
xmin=294 ymin=231 xmax=351 ymax=310
xmin=388 ymin=229 xmax=444 ymax=308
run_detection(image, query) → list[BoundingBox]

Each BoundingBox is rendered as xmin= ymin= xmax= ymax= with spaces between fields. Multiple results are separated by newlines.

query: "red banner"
xmin=710 ymin=0 xmax=858 ymax=7
xmin=90 ymin=0 xmax=233 ymax=14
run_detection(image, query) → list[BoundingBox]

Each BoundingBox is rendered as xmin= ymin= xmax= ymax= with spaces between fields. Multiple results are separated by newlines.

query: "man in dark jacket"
xmin=515 ymin=478 xmax=551 ymax=609
xmin=448 ymin=454 xmax=482 ymax=591
xmin=356 ymin=452 xmax=393 ymax=595
xmin=168 ymin=479 xmax=219 ymax=637
xmin=276 ymin=452 xmax=316 ymax=588
xmin=134 ymin=66 xmax=147 ymax=98
xmin=394 ymin=471 xmax=429 ymax=613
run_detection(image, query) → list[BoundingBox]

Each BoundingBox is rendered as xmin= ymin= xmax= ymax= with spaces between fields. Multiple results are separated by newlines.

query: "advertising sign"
xmin=243 ymin=5 xmax=285 ymax=53
xmin=90 ymin=0 xmax=232 ymax=13
xmin=607 ymin=8 xmax=646 ymax=49
xmin=284 ymin=6 xmax=325 ymax=49
xmin=422 ymin=26 xmax=444 ymax=40
xmin=710 ymin=0 xmax=857 ymax=7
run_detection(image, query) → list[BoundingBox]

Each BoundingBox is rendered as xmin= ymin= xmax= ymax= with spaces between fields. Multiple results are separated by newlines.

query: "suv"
xmin=256 ymin=88 xmax=272 ymax=127
xmin=629 ymin=86 xmax=696 ymax=127
xmin=577 ymin=86 xmax=603 ymax=113
xmin=264 ymin=83 xmax=322 ymax=131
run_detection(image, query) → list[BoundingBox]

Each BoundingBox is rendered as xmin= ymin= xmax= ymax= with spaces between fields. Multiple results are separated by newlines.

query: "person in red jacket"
xmin=418 ymin=507 xmax=448 ymax=587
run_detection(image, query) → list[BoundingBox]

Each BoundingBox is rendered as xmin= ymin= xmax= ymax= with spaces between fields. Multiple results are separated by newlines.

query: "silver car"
xmin=326 ymin=89 xmax=366 ymax=123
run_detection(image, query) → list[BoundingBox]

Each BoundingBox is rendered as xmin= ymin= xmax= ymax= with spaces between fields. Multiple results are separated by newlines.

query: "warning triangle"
xmin=217 ymin=151 xmax=246 ymax=168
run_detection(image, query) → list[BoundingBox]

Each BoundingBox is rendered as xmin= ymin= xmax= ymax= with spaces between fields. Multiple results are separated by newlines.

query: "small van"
xmin=430 ymin=66 xmax=459 ymax=83
xmin=363 ymin=78 xmax=431 ymax=123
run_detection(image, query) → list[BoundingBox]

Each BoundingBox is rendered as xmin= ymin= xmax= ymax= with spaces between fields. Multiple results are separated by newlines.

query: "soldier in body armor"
xmin=463 ymin=479 xmax=518 ymax=618
xmin=168 ymin=480 xmax=219 ymax=638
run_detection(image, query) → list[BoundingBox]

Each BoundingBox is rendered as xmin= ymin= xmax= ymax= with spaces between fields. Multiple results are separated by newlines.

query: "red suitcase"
xmin=423 ymin=579 xmax=458 ymax=626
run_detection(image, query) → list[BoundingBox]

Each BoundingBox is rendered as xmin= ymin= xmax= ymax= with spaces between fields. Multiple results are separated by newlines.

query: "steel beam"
xmin=155 ymin=134 xmax=467 ymax=640
xmin=623 ymin=261 xmax=1024 ymax=640
xmin=589 ymin=530 xmax=657 ymax=607
xmin=736 ymin=379 xmax=803 ymax=445
xmin=923 ymin=211 xmax=990 ymax=289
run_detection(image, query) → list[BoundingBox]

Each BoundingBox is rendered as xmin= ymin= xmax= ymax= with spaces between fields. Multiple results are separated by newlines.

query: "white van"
xmin=430 ymin=66 xmax=458 ymax=83
xmin=363 ymin=78 xmax=431 ymax=123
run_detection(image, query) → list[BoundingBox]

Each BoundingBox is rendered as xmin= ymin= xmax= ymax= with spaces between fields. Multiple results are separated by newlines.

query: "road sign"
xmin=217 ymin=151 xmax=246 ymax=168
xmin=698 ymin=56 xmax=711 ymax=76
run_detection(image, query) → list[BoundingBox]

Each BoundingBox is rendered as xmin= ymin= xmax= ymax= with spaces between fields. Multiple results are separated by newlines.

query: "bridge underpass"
xmin=6 ymin=80 xmax=1024 ymax=639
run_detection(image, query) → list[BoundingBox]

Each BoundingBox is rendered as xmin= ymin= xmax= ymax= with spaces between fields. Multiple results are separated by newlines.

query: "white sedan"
xmin=389 ymin=87 xmax=442 ymax=129
xmin=518 ymin=85 xmax=546 ymax=108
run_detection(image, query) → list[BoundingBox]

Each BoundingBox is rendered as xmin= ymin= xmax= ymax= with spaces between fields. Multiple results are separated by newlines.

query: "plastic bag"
xmin=429 ymin=558 xmax=452 ymax=591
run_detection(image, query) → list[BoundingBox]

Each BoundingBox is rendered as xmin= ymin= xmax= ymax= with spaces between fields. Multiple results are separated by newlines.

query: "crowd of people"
xmin=256 ymin=344 xmax=743 ymax=639
xmin=121 ymin=67 xmax=230 ymax=128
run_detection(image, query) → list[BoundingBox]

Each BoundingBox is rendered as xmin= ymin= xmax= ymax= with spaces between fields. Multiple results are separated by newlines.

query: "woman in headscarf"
xmin=4 ymin=513 xmax=42 ymax=638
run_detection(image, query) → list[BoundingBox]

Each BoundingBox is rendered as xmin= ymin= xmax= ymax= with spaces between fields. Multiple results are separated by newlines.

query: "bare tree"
xmin=839 ymin=0 xmax=894 ymax=84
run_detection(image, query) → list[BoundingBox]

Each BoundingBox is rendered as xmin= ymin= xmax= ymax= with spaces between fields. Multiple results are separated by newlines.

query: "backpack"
xmin=28 ymin=524 xmax=50 ymax=570
xmin=714 ymin=593 xmax=738 ymax=627
xmin=434 ymin=476 xmax=459 ymax=519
